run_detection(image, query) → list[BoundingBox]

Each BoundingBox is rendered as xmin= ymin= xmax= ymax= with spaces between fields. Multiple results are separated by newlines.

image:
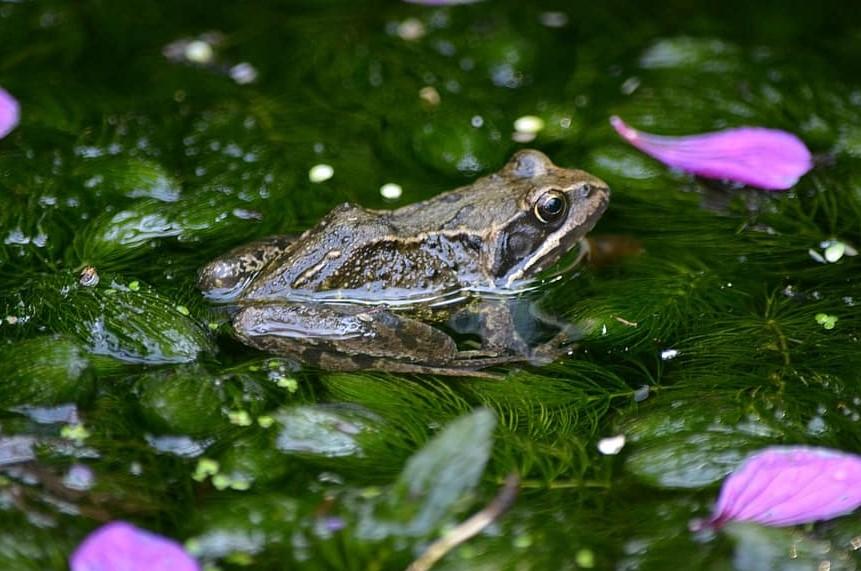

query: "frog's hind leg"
xmin=233 ymin=303 xmax=519 ymax=378
xmin=198 ymin=235 xmax=299 ymax=302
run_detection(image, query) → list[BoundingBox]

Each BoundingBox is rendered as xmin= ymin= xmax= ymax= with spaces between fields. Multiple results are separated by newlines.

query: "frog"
xmin=198 ymin=149 xmax=610 ymax=376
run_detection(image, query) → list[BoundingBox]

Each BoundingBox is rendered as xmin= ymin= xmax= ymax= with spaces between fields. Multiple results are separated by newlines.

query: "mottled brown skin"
xmin=198 ymin=150 xmax=610 ymax=376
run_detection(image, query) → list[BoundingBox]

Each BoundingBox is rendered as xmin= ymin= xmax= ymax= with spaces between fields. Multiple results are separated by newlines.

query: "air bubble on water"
xmin=457 ymin=154 xmax=481 ymax=174
xmin=230 ymin=62 xmax=258 ymax=85
xmin=806 ymin=416 xmax=827 ymax=435
xmin=4 ymin=227 xmax=28 ymax=245
xmin=12 ymin=404 xmax=79 ymax=424
xmin=539 ymin=11 xmax=569 ymax=28
xmin=145 ymin=434 xmax=210 ymax=457
xmin=63 ymin=464 xmax=96 ymax=491
xmin=621 ymin=77 xmax=641 ymax=95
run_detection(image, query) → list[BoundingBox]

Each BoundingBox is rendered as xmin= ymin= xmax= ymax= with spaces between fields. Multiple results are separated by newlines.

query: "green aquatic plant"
xmin=7 ymin=273 xmax=214 ymax=364
xmin=0 ymin=336 xmax=96 ymax=406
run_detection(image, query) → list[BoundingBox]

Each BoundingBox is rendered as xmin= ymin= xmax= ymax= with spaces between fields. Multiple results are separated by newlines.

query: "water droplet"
xmin=230 ymin=62 xmax=258 ymax=85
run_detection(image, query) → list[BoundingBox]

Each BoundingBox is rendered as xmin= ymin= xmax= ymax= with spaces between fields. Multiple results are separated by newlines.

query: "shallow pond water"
xmin=1 ymin=1 xmax=860 ymax=569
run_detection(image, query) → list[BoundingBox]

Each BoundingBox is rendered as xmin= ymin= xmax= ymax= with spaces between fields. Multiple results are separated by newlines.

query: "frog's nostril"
xmin=577 ymin=184 xmax=593 ymax=199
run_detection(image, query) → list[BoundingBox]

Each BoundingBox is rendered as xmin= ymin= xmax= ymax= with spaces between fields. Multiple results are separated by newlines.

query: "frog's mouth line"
xmin=530 ymin=239 xmax=591 ymax=284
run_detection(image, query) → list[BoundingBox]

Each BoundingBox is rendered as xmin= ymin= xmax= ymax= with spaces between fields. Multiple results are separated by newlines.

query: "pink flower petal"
xmin=71 ymin=521 xmax=200 ymax=571
xmin=710 ymin=446 xmax=861 ymax=528
xmin=610 ymin=116 xmax=813 ymax=190
xmin=0 ymin=87 xmax=19 ymax=139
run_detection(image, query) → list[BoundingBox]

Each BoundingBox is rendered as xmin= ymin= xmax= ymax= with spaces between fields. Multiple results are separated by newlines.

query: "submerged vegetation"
xmin=0 ymin=0 xmax=860 ymax=568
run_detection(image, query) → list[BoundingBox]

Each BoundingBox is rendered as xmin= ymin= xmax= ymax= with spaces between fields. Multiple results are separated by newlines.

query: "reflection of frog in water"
xmin=198 ymin=150 xmax=610 ymax=376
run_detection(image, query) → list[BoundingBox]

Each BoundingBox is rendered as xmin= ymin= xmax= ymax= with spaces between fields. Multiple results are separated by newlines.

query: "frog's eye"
xmin=534 ymin=190 xmax=568 ymax=224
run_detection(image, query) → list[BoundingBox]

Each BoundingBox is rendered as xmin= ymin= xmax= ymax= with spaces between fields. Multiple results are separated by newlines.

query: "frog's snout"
xmin=198 ymin=258 xmax=250 ymax=303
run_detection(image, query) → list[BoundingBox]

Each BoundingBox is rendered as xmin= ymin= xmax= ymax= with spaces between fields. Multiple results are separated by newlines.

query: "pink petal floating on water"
xmin=0 ymin=87 xmax=19 ymax=139
xmin=71 ymin=521 xmax=200 ymax=571
xmin=710 ymin=446 xmax=861 ymax=528
xmin=610 ymin=116 xmax=813 ymax=190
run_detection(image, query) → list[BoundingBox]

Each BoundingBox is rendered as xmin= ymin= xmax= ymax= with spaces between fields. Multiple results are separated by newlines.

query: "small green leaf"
xmin=228 ymin=410 xmax=253 ymax=427
xmin=193 ymin=458 xmax=220 ymax=482
xmin=136 ymin=366 xmax=226 ymax=435
xmin=622 ymin=399 xmax=779 ymax=488
xmin=815 ymin=313 xmax=838 ymax=329
xmin=386 ymin=407 xmax=497 ymax=536
xmin=61 ymin=423 xmax=91 ymax=443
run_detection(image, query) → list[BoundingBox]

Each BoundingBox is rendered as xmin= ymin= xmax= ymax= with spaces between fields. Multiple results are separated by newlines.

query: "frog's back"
xmin=242 ymin=203 xmax=479 ymax=302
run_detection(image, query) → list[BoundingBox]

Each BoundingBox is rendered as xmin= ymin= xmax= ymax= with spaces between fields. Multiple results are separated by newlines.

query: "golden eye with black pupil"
xmin=534 ymin=190 xmax=567 ymax=223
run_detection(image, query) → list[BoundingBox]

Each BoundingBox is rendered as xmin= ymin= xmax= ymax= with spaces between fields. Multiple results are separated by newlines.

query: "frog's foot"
xmin=233 ymin=302 xmax=516 ymax=377
xmin=198 ymin=235 xmax=298 ymax=302
xmin=526 ymin=332 xmax=579 ymax=366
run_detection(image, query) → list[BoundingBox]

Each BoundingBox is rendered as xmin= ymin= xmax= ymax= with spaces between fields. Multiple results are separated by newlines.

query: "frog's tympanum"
xmin=199 ymin=150 xmax=610 ymax=376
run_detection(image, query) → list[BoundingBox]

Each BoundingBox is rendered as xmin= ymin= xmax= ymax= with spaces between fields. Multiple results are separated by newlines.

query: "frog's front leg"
xmin=450 ymin=298 xmax=579 ymax=367
xmin=233 ymin=303 xmax=517 ymax=377
xmin=198 ymin=235 xmax=298 ymax=302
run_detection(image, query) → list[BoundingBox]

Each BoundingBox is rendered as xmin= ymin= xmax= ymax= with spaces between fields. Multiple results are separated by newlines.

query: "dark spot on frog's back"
xmin=439 ymin=204 xmax=475 ymax=230
xmin=441 ymin=192 xmax=462 ymax=203
xmin=350 ymin=353 xmax=377 ymax=369
xmin=400 ymin=332 xmax=419 ymax=350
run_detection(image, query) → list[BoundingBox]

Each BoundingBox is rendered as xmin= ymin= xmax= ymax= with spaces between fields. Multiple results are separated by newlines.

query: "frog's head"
xmin=486 ymin=149 xmax=610 ymax=287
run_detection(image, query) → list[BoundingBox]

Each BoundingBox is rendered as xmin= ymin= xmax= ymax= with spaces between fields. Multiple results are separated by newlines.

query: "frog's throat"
xmin=501 ymin=200 xmax=607 ymax=287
